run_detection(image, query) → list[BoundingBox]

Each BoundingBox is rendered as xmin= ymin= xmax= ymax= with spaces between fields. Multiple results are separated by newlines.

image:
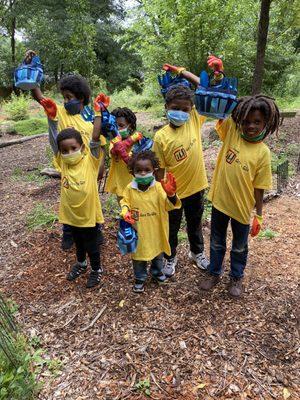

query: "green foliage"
xmin=103 ymin=194 xmax=119 ymax=218
xmin=110 ymin=86 xmax=162 ymax=111
xmin=12 ymin=168 xmax=46 ymax=185
xmin=135 ymin=379 xmax=151 ymax=396
xmin=13 ymin=118 xmax=48 ymax=136
xmin=3 ymin=94 xmax=30 ymax=121
xmin=26 ymin=203 xmax=57 ymax=230
xmin=258 ymin=228 xmax=279 ymax=240
xmin=178 ymin=230 xmax=188 ymax=243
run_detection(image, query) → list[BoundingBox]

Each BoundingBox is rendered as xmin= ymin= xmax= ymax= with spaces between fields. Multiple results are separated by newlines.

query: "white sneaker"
xmin=162 ymin=256 xmax=178 ymax=277
xmin=189 ymin=251 xmax=209 ymax=270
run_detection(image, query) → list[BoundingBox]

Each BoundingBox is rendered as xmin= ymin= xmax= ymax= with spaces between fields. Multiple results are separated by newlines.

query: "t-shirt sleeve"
xmin=253 ymin=149 xmax=272 ymax=190
xmin=153 ymin=136 xmax=166 ymax=168
xmin=89 ymin=140 xmax=104 ymax=172
xmin=120 ymin=186 xmax=131 ymax=211
xmin=165 ymin=195 xmax=182 ymax=212
xmin=215 ymin=117 xmax=234 ymax=141
xmin=47 ymin=117 xmax=59 ymax=155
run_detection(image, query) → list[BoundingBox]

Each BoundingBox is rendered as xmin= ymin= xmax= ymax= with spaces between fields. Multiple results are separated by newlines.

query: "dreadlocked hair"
xmin=232 ymin=94 xmax=281 ymax=138
xmin=165 ymin=85 xmax=194 ymax=105
xmin=111 ymin=107 xmax=137 ymax=132
xmin=127 ymin=150 xmax=160 ymax=175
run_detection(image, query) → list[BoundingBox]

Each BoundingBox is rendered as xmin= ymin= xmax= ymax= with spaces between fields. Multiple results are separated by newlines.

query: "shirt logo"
xmin=174 ymin=146 xmax=187 ymax=162
xmin=131 ymin=209 xmax=140 ymax=221
xmin=226 ymin=149 xmax=237 ymax=164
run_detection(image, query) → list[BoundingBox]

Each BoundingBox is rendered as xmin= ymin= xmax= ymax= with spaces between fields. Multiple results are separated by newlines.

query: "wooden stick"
xmin=81 ymin=304 xmax=107 ymax=332
xmin=0 ymin=132 xmax=47 ymax=148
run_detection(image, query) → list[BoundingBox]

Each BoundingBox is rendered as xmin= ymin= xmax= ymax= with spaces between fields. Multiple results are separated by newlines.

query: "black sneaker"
xmin=86 ymin=270 xmax=102 ymax=288
xmin=133 ymin=280 xmax=145 ymax=293
xmin=152 ymin=272 xmax=167 ymax=284
xmin=67 ymin=263 xmax=87 ymax=281
xmin=61 ymin=235 xmax=74 ymax=251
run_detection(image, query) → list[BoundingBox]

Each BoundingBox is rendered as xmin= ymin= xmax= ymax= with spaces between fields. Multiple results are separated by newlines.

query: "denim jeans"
xmin=165 ymin=190 xmax=205 ymax=259
xmin=209 ymin=207 xmax=250 ymax=279
xmin=132 ymin=253 xmax=164 ymax=282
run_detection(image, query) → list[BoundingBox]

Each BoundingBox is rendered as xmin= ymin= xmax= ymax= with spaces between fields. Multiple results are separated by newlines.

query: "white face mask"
xmin=61 ymin=148 xmax=83 ymax=165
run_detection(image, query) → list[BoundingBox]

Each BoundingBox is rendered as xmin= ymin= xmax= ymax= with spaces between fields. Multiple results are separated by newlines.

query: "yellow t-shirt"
xmin=153 ymin=108 xmax=208 ymax=199
xmin=120 ymin=181 xmax=182 ymax=261
xmin=105 ymin=143 xmax=133 ymax=197
xmin=55 ymin=149 xmax=104 ymax=227
xmin=208 ymin=117 xmax=272 ymax=224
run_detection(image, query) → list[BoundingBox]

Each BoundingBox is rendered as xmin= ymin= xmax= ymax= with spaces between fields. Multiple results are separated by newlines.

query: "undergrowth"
xmin=26 ymin=203 xmax=57 ymax=230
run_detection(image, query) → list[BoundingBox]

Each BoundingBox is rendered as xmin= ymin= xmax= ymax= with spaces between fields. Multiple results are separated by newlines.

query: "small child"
xmin=105 ymin=107 xmax=137 ymax=201
xmin=47 ymin=118 xmax=105 ymax=288
xmin=200 ymin=94 xmax=281 ymax=297
xmin=120 ymin=151 xmax=181 ymax=293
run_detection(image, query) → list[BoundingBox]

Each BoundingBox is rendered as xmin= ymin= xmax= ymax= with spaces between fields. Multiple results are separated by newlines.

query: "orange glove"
xmin=94 ymin=93 xmax=110 ymax=112
xmin=161 ymin=172 xmax=177 ymax=197
xmin=39 ymin=98 xmax=57 ymax=119
xmin=163 ymin=63 xmax=186 ymax=75
xmin=120 ymin=207 xmax=135 ymax=225
xmin=207 ymin=55 xmax=224 ymax=72
xmin=250 ymin=215 xmax=263 ymax=237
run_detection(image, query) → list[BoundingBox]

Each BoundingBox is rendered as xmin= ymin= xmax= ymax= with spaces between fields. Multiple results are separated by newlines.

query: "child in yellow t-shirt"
xmin=120 ymin=151 xmax=181 ymax=293
xmin=105 ymin=107 xmax=137 ymax=201
xmin=199 ymin=94 xmax=281 ymax=297
xmin=47 ymin=118 xmax=105 ymax=288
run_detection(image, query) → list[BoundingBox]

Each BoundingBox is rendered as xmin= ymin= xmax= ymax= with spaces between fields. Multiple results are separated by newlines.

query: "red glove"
xmin=207 ymin=55 xmax=224 ymax=72
xmin=161 ymin=172 xmax=177 ymax=197
xmin=163 ymin=63 xmax=186 ymax=75
xmin=40 ymin=98 xmax=57 ymax=119
xmin=120 ymin=207 xmax=135 ymax=224
xmin=111 ymin=140 xmax=131 ymax=164
xmin=250 ymin=215 xmax=263 ymax=237
xmin=94 ymin=93 xmax=110 ymax=112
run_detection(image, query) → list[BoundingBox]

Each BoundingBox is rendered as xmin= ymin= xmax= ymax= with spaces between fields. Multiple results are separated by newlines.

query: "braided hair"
xmin=111 ymin=107 xmax=137 ymax=132
xmin=127 ymin=150 xmax=160 ymax=175
xmin=232 ymin=94 xmax=281 ymax=138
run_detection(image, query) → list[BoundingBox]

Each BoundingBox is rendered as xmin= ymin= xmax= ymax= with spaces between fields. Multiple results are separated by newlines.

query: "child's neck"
xmin=137 ymin=183 xmax=151 ymax=192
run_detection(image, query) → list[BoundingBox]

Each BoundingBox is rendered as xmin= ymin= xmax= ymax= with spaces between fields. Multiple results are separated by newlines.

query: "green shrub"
xmin=26 ymin=203 xmax=57 ymax=230
xmin=13 ymin=118 xmax=48 ymax=136
xmin=258 ymin=228 xmax=279 ymax=240
xmin=3 ymin=94 xmax=30 ymax=121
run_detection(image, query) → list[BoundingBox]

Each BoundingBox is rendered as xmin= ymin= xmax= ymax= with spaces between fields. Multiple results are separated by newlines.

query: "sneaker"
xmin=86 ymin=270 xmax=102 ymax=288
xmin=133 ymin=280 xmax=145 ymax=293
xmin=152 ymin=272 xmax=167 ymax=283
xmin=228 ymin=277 xmax=243 ymax=298
xmin=199 ymin=273 xmax=221 ymax=291
xmin=61 ymin=234 xmax=74 ymax=251
xmin=162 ymin=257 xmax=178 ymax=277
xmin=67 ymin=262 xmax=87 ymax=281
xmin=189 ymin=251 xmax=209 ymax=270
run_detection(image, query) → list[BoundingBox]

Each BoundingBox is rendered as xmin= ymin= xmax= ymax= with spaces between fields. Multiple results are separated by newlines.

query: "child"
xmin=200 ymin=94 xmax=280 ymax=297
xmin=120 ymin=151 xmax=181 ymax=292
xmin=25 ymin=50 xmax=106 ymax=250
xmin=153 ymin=81 xmax=209 ymax=277
xmin=47 ymin=118 xmax=104 ymax=288
xmin=105 ymin=107 xmax=137 ymax=201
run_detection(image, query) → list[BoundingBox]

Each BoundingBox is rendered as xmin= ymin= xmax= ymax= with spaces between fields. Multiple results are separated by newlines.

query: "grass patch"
xmin=12 ymin=168 xmax=46 ymax=185
xmin=13 ymin=118 xmax=48 ymax=136
xmin=26 ymin=203 xmax=57 ymax=230
xmin=258 ymin=228 xmax=279 ymax=240
xmin=178 ymin=230 xmax=188 ymax=243
xmin=103 ymin=194 xmax=119 ymax=218
xmin=276 ymin=96 xmax=300 ymax=111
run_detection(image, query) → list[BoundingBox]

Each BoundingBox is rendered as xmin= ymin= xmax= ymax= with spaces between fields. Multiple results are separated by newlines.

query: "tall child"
xmin=120 ymin=151 xmax=181 ymax=292
xmin=200 ymin=94 xmax=280 ymax=297
xmin=153 ymin=83 xmax=209 ymax=277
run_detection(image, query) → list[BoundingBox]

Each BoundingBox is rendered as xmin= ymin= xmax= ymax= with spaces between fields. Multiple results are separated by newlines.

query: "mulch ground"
xmin=0 ymin=117 xmax=299 ymax=400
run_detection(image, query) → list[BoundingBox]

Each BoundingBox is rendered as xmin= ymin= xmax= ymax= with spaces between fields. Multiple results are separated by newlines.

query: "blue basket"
xmin=14 ymin=56 xmax=43 ymax=90
xmin=81 ymin=105 xmax=95 ymax=122
xmin=195 ymin=71 xmax=238 ymax=119
xmin=101 ymin=108 xmax=119 ymax=139
xmin=158 ymin=71 xmax=192 ymax=98
xmin=132 ymin=137 xmax=153 ymax=154
xmin=117 ymin=219 xmax=138 ymax=255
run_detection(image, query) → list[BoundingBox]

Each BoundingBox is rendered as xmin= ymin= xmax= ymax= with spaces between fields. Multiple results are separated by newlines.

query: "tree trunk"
xmin=11 ymin=16 xmax=16 ymax=64
xmin=251 ymin=0 xmax=272 ymax=95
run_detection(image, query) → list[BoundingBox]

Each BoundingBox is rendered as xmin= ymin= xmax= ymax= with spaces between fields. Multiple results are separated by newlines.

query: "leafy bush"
xmin=13 ymin=118 xmax=48 ymax=136
xmin=26 ymin=203 xmax=57 ymax=230
xmin=3 ymin=94 xmax=30 ymax=121
xmin=110 ymin=85 xmax=163 ymax=112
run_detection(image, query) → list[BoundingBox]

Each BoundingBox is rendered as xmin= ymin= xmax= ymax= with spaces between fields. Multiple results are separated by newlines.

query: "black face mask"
xmin=64 ymin=99 xmax=82 ymax=115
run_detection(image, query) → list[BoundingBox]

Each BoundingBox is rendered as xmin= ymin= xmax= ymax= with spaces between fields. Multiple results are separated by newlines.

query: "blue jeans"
xmin=132 ymin=253 xmax=164 ymax=282
xmin=209 ymin=207 xmax=250 ymax=279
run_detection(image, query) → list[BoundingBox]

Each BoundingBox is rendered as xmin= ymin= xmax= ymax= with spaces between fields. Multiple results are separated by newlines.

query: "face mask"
xmin=241 ymin=127 xmax=266 ymax=143
xmin=167 ymin=110 xmax=190 ymax=127
xmin=119 ymin=127 xmax=130 ymax=138
xmin=61 ymin=148 xmax=83 ymax=165
xmin=64 ymin=99 xmax=82 ymax=115
xmin=134 ymin=172 xmax=154 ymax=185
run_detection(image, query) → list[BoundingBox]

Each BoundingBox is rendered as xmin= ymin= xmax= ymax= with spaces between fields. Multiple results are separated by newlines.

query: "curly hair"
xmin=165 ymin=86 xmax=194 ymax=105
xmin=59 ymin=74 xmax=91 ymax=105
xmin=232 ymin=94 xmax=281 ymax=138
xmin=111 ymin=107 xmax=137 ymax=132
xmin=127 ymin=150 xmax=160 ymax=174
xmin=57 ymin=128 xmax=83 ymax=150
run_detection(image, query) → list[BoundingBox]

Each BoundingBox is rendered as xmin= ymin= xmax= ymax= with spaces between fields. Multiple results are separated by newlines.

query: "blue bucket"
xmin=117 ymin=219 xmax=138 ymax=255
xmin=132 ymin=137 xmax=153 ymax=154
xmin=158 ymin=71 xmax=192 ymax=98
xmin=195 ymin=71 xmax=238 ymax=119
xmin=14 ymin=56 xmax=44 ymax=90
xmin=81 ymin=105 xmax=95 ymax=122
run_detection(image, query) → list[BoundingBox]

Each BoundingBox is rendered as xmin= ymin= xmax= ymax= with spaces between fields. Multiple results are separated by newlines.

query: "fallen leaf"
xmin=204 ymin=325 xmax=214 ymax=335
xmin=283 ymin=388 xmax=291 ymax=399
xmin=193 ymin=383 xmax=206 ymax=392
xmin=118 ymin=299 xmax=125 ymax=308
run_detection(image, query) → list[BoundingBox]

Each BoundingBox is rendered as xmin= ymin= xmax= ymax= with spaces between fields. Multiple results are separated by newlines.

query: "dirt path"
xmin=0 ymin=122 xmax=299 ymax=399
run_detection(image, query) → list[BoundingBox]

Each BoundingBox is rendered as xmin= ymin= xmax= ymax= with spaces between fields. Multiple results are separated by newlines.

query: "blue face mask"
xmin=167 ymin=110 xmax=190 ymax=127
xmin=64 ymin=99 xmax=82 ymax=115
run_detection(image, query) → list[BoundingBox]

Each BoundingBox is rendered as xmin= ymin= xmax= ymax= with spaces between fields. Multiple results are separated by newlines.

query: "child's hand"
xmin=120 ymin=207 xmax=135 ymax=224
xmin=39 ymin=98 xmax=57 ymax=119
xmin=161 ymin=172 xmax=177 ymax=197
xmin=250 ymin=215 xmax=263 ymax=237
xmin=24 ymin=49 xmax=36 ymax=64
xmin=94 ymin=93 xmax=110 ymax=112
xmin=207 ymin=55 xmax=224 ymax=72
xmin=163 ymin=64 xmax=186 ymax=75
